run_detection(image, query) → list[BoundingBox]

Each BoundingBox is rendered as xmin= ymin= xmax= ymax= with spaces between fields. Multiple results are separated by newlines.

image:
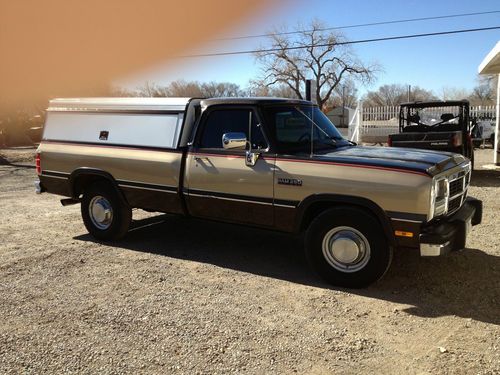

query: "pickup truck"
xmin=388 ymin=100 xmax=474 ymax=166
xmin=36 ymin=97 xmax=482 ymax=288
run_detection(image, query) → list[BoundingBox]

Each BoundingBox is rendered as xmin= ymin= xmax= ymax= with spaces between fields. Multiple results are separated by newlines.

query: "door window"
xmin=198 ymin=109 xmax=267 ymax=150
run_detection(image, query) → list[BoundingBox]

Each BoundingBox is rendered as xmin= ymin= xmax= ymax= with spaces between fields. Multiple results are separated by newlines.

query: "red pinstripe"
xmin=189 ymin=152 xmax=430 ymax=177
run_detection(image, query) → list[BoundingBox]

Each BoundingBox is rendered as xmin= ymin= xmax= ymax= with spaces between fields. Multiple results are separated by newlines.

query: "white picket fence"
xmin=349 ymin=104 xmax=497 ymax=144
xmin=471 ymin=105 xmax=497 ymax=120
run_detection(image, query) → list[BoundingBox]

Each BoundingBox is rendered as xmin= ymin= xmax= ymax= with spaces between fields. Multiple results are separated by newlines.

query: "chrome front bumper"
xmin=420 ymin=241 xmax=452 ymax=256
xmin=419 ymin=197 xmax=481 ymax=257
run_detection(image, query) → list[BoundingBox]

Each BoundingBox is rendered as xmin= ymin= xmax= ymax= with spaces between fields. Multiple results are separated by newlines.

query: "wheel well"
xmin=300 ymin=201 xmax=375 ymax=231
xmin=72 ymin=174 xmax=111 ymax=198
xmin=298 ymin=199 xmax=395 ymax=246
xmin=300 ymin=201 xmax=334 ymax=232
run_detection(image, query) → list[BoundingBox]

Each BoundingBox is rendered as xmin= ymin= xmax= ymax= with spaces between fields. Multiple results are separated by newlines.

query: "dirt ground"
xmin=0 ymin=147 xmax=499 ymax=374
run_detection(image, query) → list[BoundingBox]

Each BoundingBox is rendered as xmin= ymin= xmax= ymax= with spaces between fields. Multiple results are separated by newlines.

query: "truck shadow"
xmin=0 ymin=154 xmax=10 ymax=165
xmin=75 ymin=214 xmax=500 ymax=326
xmin=470 ymin=169 xmax=500 ymax=187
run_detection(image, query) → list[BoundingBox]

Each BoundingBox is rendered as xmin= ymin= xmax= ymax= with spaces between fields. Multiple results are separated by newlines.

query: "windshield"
xmin=262 ymin=105 xmax=350 ymax=155
xmin=403 ymin=105 xmax=462 ymax=129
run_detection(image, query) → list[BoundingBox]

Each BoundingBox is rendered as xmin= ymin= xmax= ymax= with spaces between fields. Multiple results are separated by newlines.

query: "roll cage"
xmin=399 ymin=100 xmax=470 ymax=134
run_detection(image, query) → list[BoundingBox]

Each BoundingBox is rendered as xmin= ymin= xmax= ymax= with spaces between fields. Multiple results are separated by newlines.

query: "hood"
xmin=315 ymin=146 xmax=468 ymax=176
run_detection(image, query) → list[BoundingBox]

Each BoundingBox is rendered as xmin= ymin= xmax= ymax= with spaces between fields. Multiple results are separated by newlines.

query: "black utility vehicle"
xmin=388 ymin=100 xmax=474 ymax=166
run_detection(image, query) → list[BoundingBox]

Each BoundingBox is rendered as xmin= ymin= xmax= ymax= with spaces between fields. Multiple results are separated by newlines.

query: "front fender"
xmin=294 ymin=193 xmax=396 ymax=247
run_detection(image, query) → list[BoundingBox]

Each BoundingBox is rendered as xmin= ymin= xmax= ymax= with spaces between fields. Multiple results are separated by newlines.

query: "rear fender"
xmin=68 ymin=168 xmax=128 ymax=203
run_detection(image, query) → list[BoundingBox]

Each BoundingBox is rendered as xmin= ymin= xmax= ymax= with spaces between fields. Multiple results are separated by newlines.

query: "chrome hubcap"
xmin=322 ymin=226 xmax=371 ymax=273
xmin=89 ymin=196 xmax=113 ymax=230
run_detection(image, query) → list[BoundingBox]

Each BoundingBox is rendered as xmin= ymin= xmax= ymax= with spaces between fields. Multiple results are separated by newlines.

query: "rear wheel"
xmin=305 ymin=207 xmax=393 ymax=288
xmin=81 ymin=181 xmax=131 ymax=241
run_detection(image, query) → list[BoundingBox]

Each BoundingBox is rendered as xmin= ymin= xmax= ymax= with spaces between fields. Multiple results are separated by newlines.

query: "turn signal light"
xmin=35 ymin=153 xmax=41 ymax=175
xmin=395 ymin=230 xmax=414 ymax=238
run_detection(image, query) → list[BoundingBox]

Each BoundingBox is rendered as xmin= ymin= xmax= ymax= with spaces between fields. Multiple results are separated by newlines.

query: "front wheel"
xmin=81 ymin=181 xmax=131 ymax=241
xmin=305 ymin=207 xmax=393 ymax=288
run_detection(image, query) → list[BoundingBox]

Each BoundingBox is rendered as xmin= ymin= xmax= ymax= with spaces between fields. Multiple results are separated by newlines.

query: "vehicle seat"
xmin=408 ymin=114 xmax=420 ymax=124
xmin=403 ymin=114 xmax=422 ymax=132
xmin=440 ymin=113 xmax=455 ymax=122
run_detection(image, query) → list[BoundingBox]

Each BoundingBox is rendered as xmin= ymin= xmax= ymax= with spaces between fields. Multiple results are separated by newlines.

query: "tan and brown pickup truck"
xmin=35 ymin=97 xmax=482 ymax=287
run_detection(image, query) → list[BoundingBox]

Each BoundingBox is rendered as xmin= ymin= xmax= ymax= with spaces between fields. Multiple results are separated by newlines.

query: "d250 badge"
xmin=278 ymin=177 xmax=303 ymax=186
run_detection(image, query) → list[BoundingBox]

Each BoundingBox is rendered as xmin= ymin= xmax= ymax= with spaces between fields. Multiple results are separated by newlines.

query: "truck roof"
xmin=48 ymin=97 xmax=192 ymax=112
xmin=201 ymin=97 xmax=313 ymax=106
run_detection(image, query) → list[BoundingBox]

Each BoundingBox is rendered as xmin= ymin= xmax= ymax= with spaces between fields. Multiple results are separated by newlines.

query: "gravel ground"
xmin=0 ymin=147 xmax=499 ymax=374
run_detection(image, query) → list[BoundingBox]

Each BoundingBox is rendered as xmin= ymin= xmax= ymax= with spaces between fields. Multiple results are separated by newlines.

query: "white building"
xmin=478 ymin=41 xmax=500 ymax=165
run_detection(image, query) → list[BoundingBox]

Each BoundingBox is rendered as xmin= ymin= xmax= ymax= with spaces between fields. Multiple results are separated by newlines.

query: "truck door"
xmin=184 ymin=107 xmax=275 ymax=227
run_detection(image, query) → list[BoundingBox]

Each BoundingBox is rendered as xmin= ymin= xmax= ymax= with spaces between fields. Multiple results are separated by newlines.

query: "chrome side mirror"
xmin=222 ymin=132 xmax=247 ymax=150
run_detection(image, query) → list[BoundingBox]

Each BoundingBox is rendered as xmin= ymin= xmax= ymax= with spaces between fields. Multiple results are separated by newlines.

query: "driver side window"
xmin=198 ymin=109 xmax=267 ymax=150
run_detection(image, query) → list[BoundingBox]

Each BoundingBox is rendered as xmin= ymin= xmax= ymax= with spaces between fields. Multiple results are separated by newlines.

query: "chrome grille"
xmin=446 ymin=164 xmax=470 ymax=215
xmin=449 ymin=178 xmax=464 ymax=198
xmin=448 ymin=196 xmax=462 ymax=213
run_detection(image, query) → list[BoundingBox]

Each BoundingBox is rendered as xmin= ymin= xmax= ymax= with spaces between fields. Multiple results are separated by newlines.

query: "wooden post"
xmin=305 ymin=80 xmax=317 ymax=104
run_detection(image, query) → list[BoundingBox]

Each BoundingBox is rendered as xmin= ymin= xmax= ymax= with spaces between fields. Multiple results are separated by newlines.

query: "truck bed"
xmin=389 ymin=130 xmax=461 ymax=151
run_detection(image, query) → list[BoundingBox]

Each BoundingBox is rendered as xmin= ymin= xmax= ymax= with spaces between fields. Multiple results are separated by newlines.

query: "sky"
xmin=119 ymin=0 xmax=500 ymax=97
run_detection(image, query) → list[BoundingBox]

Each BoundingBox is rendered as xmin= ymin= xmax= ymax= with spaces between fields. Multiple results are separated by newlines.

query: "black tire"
xmin=81 ymin=181 xmax=131 ymax=241
xmin=305 ymin=207 xmax=393 ymax=288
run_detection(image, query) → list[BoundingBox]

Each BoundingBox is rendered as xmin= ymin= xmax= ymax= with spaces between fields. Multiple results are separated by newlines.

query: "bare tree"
xmin=363 ymin=84 xmax=436 ymax=106
xmin=247 ymin=79 xmax=299 ymax=98
xmin=324 ymin=79 xmax=359 ymax=111
xmin=200 ymin=81 xmax=244 ymax=97
xmin=137 ymin=81 xmax=170 ymax=97
xmin=164 ymin=80 xmax=204 ymax=97
xmin=469 ymin=75 xmax=497 ymax=105
xmin=440 ymin=86 xmax=470 ymax=101
xmin=135 ymin=80 xmax=244 ymax=98
xmin=254 ymin=20 xmax=376 ymax=110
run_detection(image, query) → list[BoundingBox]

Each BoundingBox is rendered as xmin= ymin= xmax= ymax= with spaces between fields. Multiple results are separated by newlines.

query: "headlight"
xmin=435 ymin=178 xmax=449 ymax=199
xmin=429 ymin=176 xmax=449 ymax=220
